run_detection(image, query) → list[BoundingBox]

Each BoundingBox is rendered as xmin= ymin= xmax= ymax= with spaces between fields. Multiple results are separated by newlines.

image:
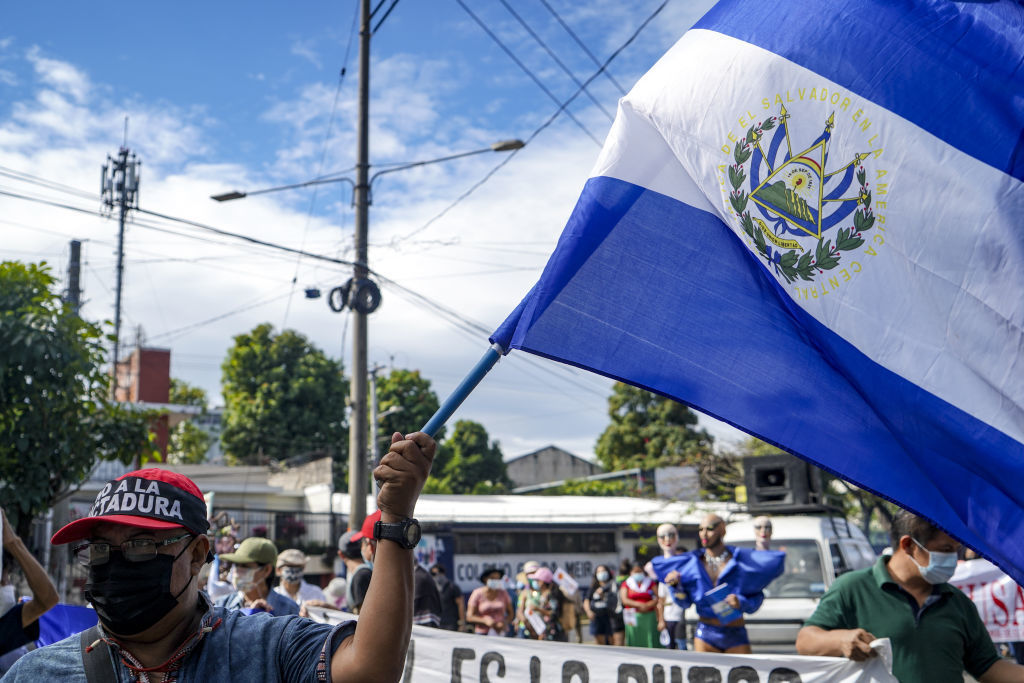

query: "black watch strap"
xmin=374 ymin=517 xmax=421 ymax=549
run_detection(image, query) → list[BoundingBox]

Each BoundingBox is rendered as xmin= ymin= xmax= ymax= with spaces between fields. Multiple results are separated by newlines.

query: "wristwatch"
xmin=374 ymin=517 xmax=422 ymax=550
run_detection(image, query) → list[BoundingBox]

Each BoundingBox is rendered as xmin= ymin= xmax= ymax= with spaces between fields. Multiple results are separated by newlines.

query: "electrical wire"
xmin=394 ymin=0 xmax=668 ymax=244
xmin=283 ymin=56 xmax=355 ymax=327
xmin=453 ymin=0 xmax=603 ymax=146
xmin=537 ymin=0 xmax=628 ymax=96
xmin=495 ymin=0 xmax=615 ymax=122
xmin=0 ymin=165 xmax=98 ymax=201
xmin=1 ymin=171 xmax=610 ymax=401
xmin=372 ymin=0 xmax=401 ymax=34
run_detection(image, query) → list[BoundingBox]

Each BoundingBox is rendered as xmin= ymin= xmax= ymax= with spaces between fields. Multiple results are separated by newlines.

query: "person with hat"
xmin=467 ymin=567 xmax=513 ymax=636
xmin=2 ymin=429 xmax=436 ymax=682
xmin=337 ymin=529 xmax=371 ymax=614
xmin=274 ymin=548 xmax=327 ymax=612
xmin=215 ymin=537 xmax=299 ymax=616
xmin=526 ymin=567 xmax=566 ymax=641
xmin=514 ymin=560 xmax=541 ymax=638
xmin=349 ymin=510 xmax=441 ymax=627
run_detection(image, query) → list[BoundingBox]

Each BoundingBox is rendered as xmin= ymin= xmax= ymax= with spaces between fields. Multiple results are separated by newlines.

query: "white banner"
xmin=307 ymin=608 xmax=896 ymax=682
xmin=951 ymin=559 xmax=1024 ymax=642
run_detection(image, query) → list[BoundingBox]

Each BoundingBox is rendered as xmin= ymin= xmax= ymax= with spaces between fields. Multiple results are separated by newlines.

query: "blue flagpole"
xmin=421 ymin=343 xmax=504 ymax=437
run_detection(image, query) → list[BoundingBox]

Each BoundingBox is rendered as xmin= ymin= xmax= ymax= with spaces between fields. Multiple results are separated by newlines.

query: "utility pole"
xmin=367 ymin=365 xmax=381 ymax=514
xmin=101 ymin=147 xmax=141 ymax=399
xmin=52 ymin=239 xmax=83 ymax=599
xmin=348 ymin=0 xmax=372 ymax=530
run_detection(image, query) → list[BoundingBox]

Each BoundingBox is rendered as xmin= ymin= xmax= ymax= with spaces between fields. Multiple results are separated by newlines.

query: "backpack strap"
xmin=80 ymin=624 xmax=116 ymax=682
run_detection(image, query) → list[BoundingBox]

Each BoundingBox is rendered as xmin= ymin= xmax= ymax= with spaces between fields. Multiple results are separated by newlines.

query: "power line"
xmin=394 ymin=0 xmax=667 ymax=244
xmin=372 ymin=0 xmax=401 ymax=34
xmin=495 ymin=0 xmax=615 ymax=122
xmin=453 ymin=0 xmax=603 ymax=146
xmin=537 ymin=0 xmax=628 ymax=96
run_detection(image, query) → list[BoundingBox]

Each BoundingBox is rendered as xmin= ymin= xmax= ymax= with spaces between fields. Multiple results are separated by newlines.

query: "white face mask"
xmin=0 ymin=585 xmax=16 ymax=615
xmin=229 ymin=566 xmax=258 ymax=593
xmin=486 ymin=578 xmax=504 ymax=590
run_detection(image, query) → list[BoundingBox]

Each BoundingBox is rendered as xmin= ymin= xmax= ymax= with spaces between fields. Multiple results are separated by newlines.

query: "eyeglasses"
xmin=74 ymin=532 xmax=193 ymax=566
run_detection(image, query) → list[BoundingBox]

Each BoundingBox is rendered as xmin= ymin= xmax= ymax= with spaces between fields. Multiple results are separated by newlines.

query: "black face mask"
xmin=85 ymin=539 xmax=194 ymax=636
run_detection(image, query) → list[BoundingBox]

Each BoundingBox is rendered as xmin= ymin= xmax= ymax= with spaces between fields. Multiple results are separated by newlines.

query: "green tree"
xmin=220 ymin=324 xmax=348 ymax=470
xmin=0 ymin=261 xmax=155 ymax=533
xmin=167 ymin=378 xmax=213 ymax=465
xmin=375 ymin=368 xmax=445 ymax=460
xmin=595 ymin=382 xmax=714 ymax=471
xmin=436 ymin=420 xmax=511 ymax=494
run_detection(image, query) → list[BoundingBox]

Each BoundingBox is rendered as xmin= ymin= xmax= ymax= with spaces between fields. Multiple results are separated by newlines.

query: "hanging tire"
xmin=328 ymin=279 xmax=354 ymax=312
xmin=350 ymin=278 xmax=382 ymax=314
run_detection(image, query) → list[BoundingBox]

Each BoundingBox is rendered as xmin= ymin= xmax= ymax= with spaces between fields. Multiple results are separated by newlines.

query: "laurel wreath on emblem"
xmin=727 ymin=117 xmax=876 ymax=284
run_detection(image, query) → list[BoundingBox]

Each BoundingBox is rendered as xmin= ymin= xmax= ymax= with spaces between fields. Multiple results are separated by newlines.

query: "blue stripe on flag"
xmin=492 ymin=175 xmax=1024 ymax=584
xmin=694 ymin=0 xmax=1024 ymax=181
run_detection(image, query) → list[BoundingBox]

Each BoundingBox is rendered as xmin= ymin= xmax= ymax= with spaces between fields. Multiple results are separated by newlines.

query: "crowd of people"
xmin=1 ymin=429 xmax=1023 ymax=682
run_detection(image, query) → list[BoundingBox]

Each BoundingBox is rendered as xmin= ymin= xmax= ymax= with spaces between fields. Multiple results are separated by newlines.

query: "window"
xmin=734 ymin=539 xmax=826 ymax=598
xmin=453 ymin=530 xmax=615 ymax=555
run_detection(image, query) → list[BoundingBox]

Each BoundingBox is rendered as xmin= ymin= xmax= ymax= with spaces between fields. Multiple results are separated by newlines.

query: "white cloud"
xmin=26 ymin=46 xmax=90 ymax=103
xmin=0 ymin=69 xmax=16 ymax=86
xmin=290 ymin=38 xmax=323 ymax=69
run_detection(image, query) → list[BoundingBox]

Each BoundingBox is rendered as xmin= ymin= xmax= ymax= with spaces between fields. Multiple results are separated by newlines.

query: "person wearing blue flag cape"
xmin=651 ymin=514 xmax=784 ymax=653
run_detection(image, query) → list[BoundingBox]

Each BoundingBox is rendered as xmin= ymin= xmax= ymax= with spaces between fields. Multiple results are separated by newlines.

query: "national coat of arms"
xmin=725 ymin=105 xmax=877 ymax=284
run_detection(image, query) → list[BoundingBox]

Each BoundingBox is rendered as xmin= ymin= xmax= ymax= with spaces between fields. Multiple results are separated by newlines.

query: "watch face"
xmin=404 ymin=521 xmax=421 ymax=548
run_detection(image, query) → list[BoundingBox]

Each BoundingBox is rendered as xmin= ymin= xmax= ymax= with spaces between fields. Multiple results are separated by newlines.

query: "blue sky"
xmin=1 ymin=0 xmax=743 ymax=460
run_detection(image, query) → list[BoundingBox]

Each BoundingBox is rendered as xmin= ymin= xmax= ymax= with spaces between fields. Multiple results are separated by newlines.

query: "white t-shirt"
xmin=274 ymin=579 xmax=327 ymax=605
xmin=659 ymin=582 xmax=683 ymax=621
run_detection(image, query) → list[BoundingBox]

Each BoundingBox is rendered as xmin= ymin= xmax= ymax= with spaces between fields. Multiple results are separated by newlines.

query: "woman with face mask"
xmin=466 ymin=567 xmax=513 ymax=636
xmin=619 ymin=561 xmax=664 ymax=648
xmin=584 ymin=564 xmax=617 ymax=645
xmin=525 ymin=568 xmax=566 ymax=641
xmin=215 ymin=537 xmax=300 ymax=616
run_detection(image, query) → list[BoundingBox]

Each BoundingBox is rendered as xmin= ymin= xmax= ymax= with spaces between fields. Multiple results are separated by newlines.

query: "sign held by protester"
xmin=952 ymin=559 xmax=1024 ymax=643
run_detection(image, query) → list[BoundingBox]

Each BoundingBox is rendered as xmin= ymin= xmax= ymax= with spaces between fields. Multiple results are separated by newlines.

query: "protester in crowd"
xmin=431 ymin=564 xmax=466 ymax=631
xmin=0 ymin=508 xmax=58 ymax=658
xmin=1 ymin=430 xmax=435 ymax=681
xmin=611 ymin=559 xmax=630 ymax=646
xmin=646 ymin=523 xmax=687 ymax=650
xmin=753 ymin=516 xmax=773 ymax=551
xmin=467 ymin=566 xmax=514 ymax=636
xmin=560 ymin=581 xmax=584 ymax=644
xmin=215 ymin=537 xmax=299 ymax=616
xmin=351 ymin=510 xmax=440 ymax=627
xmin=514 ymin=560 xmax=541 ymax=638
xmin=322 ymin=577 xmax=347 ymax=610
xmin=583 ymin=564 xmax=617 ymax=645
xmin=337 ymin=529 xmax=371 ymax=614
xmin=651 ymin=514 xmax=784 ymax=654
xmin=528 ymin=567 xmax=567 ymax=641
xmin=796 ymin=510 xmax=1024 ymax=683
xmin=619 ymin=561 xmax=662 ymax=648
xmin=274 ymin=548 xmax=327 ymax=609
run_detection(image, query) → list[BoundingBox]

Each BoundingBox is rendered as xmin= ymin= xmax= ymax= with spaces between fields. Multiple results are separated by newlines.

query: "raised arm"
xmin=330 ymin=432 xmax=434 ymax=682
xmin=2 ymin=508 xmax=58 ymax=627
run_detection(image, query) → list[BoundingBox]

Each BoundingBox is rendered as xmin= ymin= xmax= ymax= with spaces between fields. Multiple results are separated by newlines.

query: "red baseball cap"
xmin=52 ymin=468 xmax=210 ymax=545
xmin=350 ymin=510 xmax=381 ymax=542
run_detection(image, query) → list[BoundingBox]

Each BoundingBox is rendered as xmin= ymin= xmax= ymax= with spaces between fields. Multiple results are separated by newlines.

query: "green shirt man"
xmin=796 ymin=511 xmax=1023 ymax=683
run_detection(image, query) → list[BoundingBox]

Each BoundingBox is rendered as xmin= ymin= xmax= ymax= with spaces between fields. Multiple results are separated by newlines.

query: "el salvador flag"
xmin=492 ymin=0 xmax=1024 ymax=583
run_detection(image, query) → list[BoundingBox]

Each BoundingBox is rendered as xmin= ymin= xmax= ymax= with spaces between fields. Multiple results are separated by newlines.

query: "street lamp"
xmin=209 ymin=137 xmax=525 ymax=531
